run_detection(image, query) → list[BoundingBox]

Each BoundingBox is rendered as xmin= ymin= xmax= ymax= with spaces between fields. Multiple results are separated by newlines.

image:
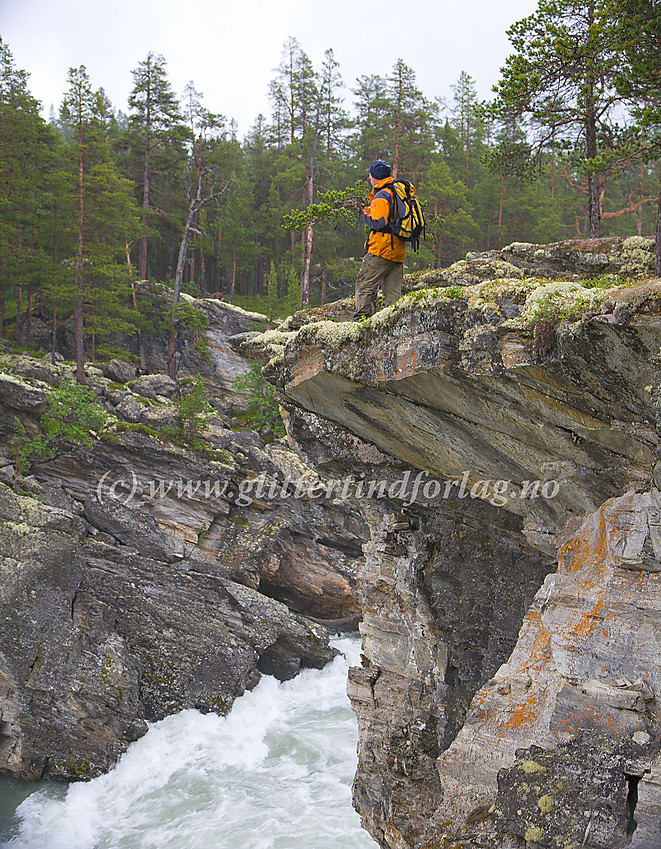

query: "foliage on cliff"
xmin=11 ymin=380 xmax=110 ymax=474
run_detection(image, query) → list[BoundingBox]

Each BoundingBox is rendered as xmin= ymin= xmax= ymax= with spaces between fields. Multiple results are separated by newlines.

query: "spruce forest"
xmin=1 ymin=0 xmax=660 ymax=375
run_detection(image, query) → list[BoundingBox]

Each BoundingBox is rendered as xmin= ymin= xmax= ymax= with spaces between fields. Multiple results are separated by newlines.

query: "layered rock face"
xmin=239 ymin=247 xmax=661 ymax=849
xmin=0 ymin=482 xmax=335 ymax=780
xmin=406 ymin=235 xmax=657 ymax=290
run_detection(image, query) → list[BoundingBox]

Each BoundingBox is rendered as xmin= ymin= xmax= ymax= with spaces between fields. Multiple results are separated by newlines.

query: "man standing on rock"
xmin=353 ymin=160 xmax=406 ymax=320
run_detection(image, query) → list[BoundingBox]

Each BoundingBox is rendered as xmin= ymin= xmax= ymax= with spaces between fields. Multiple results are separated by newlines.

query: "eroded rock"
xmin=0 ymin=481 xmax=337 ymax=781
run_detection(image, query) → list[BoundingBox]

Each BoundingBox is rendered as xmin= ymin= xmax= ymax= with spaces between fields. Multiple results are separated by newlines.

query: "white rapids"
xmin=0 ymin=635 xmax=376 ymax=849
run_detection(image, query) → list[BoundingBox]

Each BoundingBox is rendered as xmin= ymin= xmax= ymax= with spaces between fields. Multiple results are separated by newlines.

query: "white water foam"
xmin=1 ymin=636 xmax=376 ymax=849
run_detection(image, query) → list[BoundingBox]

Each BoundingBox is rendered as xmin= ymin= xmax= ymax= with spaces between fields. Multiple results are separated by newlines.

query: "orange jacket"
xmin=361 ymin=176 xmax=406 ymax=262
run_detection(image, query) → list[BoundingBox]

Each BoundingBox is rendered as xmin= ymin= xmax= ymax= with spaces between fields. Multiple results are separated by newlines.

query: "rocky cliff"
xmin=0 ymin=298 xmax=366 ymax=781
xmin=236 ymin=237 xmax=661 ymax=849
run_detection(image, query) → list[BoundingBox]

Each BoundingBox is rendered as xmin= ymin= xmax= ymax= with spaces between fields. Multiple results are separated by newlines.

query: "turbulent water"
xmin=0 ymin=636 xmax=376 ymax=849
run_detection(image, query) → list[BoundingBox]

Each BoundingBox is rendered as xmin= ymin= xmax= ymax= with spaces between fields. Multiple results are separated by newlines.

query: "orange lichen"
xmin=510 ymin=609 xmax=552 ymax=675
xmin=503 ymin=693 xmax=540 ymax=730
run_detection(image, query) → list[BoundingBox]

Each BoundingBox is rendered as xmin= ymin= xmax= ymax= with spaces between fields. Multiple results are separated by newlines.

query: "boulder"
xmin=113 ymin=395 xmax=143 ymax=423
xmin=140 ymin=405 xmax=180 ymax=431
xmin=130 ymin=373 xmax=177 ymax=400
xmin=103 ymin=358 xmax=137 ymax=384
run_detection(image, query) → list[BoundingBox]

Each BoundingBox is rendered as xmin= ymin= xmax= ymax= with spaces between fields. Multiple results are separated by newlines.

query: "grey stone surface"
xmin=0 ymin=308 xmax=365 ymax=782
xmin=113 ymin=394 xmax=143 ymax=423
xmin=130 ymin=373 xmax=177 ymax=400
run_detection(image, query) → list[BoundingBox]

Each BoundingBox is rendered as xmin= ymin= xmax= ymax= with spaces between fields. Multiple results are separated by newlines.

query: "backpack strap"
xmin=380 ymin=183 xmax=396 ymax=250
xmin=371 ymin=184 xmax=397 ymax=250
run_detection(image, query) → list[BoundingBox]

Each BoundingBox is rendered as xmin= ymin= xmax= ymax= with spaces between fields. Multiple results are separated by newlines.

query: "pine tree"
xmin=268 ymin=37 xmax=318 ymax=148
xmin=351 ymin=74 xmax=387 ymax=166
xmin=168 ymin=84 xmax=231 ymax=376
xmin=127 ymin=52 xmax=186 ymax=282
xmin=611 ymin=0 xmax=661 ymax=271
xmin=488 ymin=0 xmax=629 ymax=237
xmin=60 ymin=66 xmax=140 ymax=381
xmin=385 ymin=59 xmax=437 ymax=180
xmin=0 ymin=38 xmax=58 ymax=344
xmin=419 ymin=158 xmax=478 ymax=266
xmin=319 ymin=49 xmax=351 ymax=158
xmin=445 ymin=71 xmax=482 ymax=186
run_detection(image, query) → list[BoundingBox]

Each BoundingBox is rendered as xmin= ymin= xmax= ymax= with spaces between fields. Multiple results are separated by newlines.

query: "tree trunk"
xmin=585 ymin=105 xmax=602 ymax=237
xmin=169 ymin=186 xmax=201 ymax=379
xmin=74 ymin=282 xmax=85 ymax=383
xmin=169 ymin=148 xmax=230 ymax=376
xmin=499 ymin=176 xmax=505 ymax=229
xmin=138 ymin=131 xmax=151 ymax=280
xmin=199 ymin=238 xmax=206 ymax=292
xmin=25 ymin=291 xmax=32 ymax=347
xmin=587 ymin=173 xmax=602 ymax=237
xmin=74 ymin=123 xmax=86 ymax=384
xmin=300 ymin=225 xmax=313 ymax=307
xmin=216 ymin=222 xmax=222 ymax=294
xmin=230 ymin=240 xmax=237 ymax=303
xmin=173 ymin=203 xmax=197 ymax=308
xmin=393 ymin=72 xmax=402 ymax=179
xmin=168 ymin=209 xmax=195 ymax=379
xmin=130 ymin=279 xmax=147 ymax=372
xmin=321 ymin=267 xmax=327 ymax=306
xmin=656 ymin=173 xmax=661 ymax=277
xmin=15 ymin=283 xmax=22 ymax=346
xmin=434 ymin=201 xmax=442 ymax=268
xmin=585 ymin=1 xmax=602 ymax=239
xmin=138 ymin=235 xmax=148 ymax=280
xmin=50 ymin=303 xmax=57 ymax=365
xmin=551 ymin=157 xmax=556 ymax=200
xmin=189 ymin=244 xmax=196 ymax=291
xmin=15 ymin=217 xmax=23 ymax=345
xmin=169 ymin=236 xmax=176 ymax=279
xmin=300 ymin=98 xmax=321 ymax=308
xmin=125 ymin=237 xmax=147 ymax=369
xmin=465 ymin=113 xmax=470 ymax=185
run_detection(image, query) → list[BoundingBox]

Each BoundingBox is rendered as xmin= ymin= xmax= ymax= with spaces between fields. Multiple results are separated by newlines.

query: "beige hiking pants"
xmin=353 ymin=253 xmax=403 ymax=320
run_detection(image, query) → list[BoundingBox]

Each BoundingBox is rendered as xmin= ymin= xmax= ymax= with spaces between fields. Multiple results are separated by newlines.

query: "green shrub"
xmin=11 ymin=381 xmax=110 ymax=474
xmin=175 ymin=375 xmax=211 ymax=447
xmin=232 ymin=363 xmax=285 ymax=438
xmin=173 ymin=302 xmax=211 ymax=362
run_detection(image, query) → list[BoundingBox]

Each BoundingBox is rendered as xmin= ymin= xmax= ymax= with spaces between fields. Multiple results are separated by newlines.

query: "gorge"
xmin=2 ymin=235 xmax=661 ymax=849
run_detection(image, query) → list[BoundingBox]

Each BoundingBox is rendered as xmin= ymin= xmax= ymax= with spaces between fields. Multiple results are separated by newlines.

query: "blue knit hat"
xmin=368 ymin=160 xmax=391 ymax=179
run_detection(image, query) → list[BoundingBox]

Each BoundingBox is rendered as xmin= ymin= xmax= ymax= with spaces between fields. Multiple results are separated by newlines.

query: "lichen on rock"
xmin=619 ymin=235 xmax=656 ymax=276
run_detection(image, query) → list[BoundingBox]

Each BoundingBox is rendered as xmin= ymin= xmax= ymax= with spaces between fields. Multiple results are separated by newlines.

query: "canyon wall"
xmin=238 ymin=237 xmax=661 ymax=848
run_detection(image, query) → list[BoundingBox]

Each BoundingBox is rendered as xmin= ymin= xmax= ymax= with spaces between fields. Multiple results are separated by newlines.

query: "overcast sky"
xmin=2 ymin=0 xmax=539 ymax=136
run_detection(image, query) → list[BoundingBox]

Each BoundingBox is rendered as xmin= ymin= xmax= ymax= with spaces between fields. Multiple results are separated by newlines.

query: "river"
xmin=0 ymin=636 xmax=376 ymax=849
